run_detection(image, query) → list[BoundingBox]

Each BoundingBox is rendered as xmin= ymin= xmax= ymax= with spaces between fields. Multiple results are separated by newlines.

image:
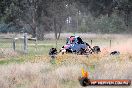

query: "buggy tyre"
xmin=49 ymin=48 xmax=57 ymax=56
xmin=93 ymin=46 xmax=101 ymax=54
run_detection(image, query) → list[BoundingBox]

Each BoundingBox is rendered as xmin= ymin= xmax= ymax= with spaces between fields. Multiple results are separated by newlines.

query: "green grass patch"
xmin=0 ymin=54 xmax=36 ymax=65
xmin=0 ymin=57 xmax=24 ymax=65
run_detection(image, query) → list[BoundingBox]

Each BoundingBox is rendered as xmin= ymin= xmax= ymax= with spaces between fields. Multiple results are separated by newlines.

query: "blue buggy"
xmin=49 ymin=36 xmax=100 ymax=56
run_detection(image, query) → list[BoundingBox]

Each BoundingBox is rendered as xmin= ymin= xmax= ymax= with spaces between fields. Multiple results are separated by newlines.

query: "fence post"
xmin=24 ymin=33 xmax=28 ymax=53
xmin=34 ymin=37 xmax=38 ymax=55
xmin=110 ymin=40 xmax=111 ymax=48
xmin=13 ymin=38 xmax=16 ymax=51
xmin=91 ymin=40 xmax=92 ymax=45
xmin=55 ymin=39 xmax=58 ymax=50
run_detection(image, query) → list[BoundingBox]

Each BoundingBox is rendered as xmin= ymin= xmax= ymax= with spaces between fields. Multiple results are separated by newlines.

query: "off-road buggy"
xmin=49 ymin=36 xmax=101 ymax=56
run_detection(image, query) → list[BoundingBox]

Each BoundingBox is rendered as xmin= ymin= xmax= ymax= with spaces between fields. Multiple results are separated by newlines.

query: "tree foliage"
xmin=0 ymin=0 xmax=132 ymax=39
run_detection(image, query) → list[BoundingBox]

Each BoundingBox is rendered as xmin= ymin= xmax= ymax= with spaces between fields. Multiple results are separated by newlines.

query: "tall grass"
xmin=0 ymin=62 xmax=82 ymax=88
xmin=0 ymin=53 xmax=132 ymax=88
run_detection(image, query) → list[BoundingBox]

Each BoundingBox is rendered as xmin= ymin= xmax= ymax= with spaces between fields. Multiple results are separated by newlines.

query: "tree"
xmin=1 ymin=0 xmax=132 ymax=34
xmin=0 ymin=0 xmax=74 ymax=39
xmin=77 ymin=0 xmax=132 ymax=33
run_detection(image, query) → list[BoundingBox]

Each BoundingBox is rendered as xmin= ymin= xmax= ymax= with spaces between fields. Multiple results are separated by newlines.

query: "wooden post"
xmin=24 ymin=33 xmax=28 ymax=53
xmin=91 ymin=40 xmax=92 ymax=45
xmin=13 ymin=39 xmax=16 ymax=51
xmin=56 ymin=39 xmax=58 ymax=50
xmin=34 ymin=37 xmax=38 ymax=55
xmin=110 ymin=40 xmax=111 ymax=48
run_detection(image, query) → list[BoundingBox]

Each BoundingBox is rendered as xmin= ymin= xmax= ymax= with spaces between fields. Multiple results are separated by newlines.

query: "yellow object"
xmin=81 ymin=68 xmax=88 ymax=78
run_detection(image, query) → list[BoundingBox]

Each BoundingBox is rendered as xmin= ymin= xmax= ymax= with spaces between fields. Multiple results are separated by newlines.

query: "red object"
xmin=64 ymin=45 xmax=70 ymax=49
xmin=70 ymin=37 xmax=74 ymax=43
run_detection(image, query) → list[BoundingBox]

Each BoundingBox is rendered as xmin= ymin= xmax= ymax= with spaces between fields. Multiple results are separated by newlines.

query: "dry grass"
xmin=44 ymin=33 xmax=132 ymax=40
xmin=0 ymin=53 xmax=132 ymax=88
xmin=0 ymin=49 xmax=18 ymax=59
xmin=0 ymin=62 xmax=82 ymax=88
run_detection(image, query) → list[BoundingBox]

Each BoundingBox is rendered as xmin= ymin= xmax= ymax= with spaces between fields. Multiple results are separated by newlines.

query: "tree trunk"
xmin=53 ymin=18 xmax=58 ymax=39
xmin=32 ymin=28 xmax=36 ymax=38
xmin=37 ymin=29 xmax=45 ymax=40
xmin=57 ymin=25 xmax=62 ymax=40
xmin=32 ymin=12 xmax=37 ymax=38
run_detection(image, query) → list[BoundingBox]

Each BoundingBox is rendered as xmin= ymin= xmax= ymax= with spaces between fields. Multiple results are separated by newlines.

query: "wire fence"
xmin=0 ymin=33 xmax=125 ymax=57
xmin=0 ymin=38 xmax=12 ymax=49
xmin=0 ymin=33 xmax=55 ymax=56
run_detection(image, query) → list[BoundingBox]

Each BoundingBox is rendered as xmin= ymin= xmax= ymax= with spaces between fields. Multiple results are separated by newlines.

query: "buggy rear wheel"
xmin=93 ymin=46 xmax=101 ymax=54
xmin=49 ymin=48 xmax=57 ymax=56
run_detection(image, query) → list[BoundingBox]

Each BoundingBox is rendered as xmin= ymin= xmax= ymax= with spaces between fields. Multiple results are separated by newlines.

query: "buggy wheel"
xmin=77 ymin=48 xmax=85 ymax=55
xmin=49 ymin=48 xmax=57 ymax=56
xmin=93 ymin=46 xmax=101 ymax=54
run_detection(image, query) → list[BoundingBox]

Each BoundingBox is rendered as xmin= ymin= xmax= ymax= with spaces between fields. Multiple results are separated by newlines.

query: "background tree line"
xmin=0 ymin=0 xmax=132 ymax=40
